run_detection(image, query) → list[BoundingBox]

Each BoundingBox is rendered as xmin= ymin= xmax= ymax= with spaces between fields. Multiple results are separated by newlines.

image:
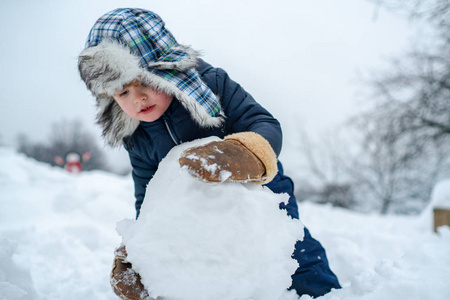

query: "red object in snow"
xmin=54 ymin=151 xmax=91 ymax=173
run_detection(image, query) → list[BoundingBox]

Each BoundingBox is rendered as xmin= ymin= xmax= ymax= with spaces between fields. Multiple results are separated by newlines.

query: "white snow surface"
xmin=430 ymin=179 xmax=450 ymax=209
xmin=116 ymin=137 xmax=303 ymax=300
xmin=0 ymin=145 xmax=449 ymax=300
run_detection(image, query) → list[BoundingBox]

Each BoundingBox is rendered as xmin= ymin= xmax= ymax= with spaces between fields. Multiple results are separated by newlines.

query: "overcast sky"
xmin=0 ymin=0 xmax=419 ymax=170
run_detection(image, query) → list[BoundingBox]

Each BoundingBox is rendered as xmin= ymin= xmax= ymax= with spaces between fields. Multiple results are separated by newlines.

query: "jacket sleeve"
xmin=128 ymin=150 xmax=157 ymax=217
xmin=201 ymin=63 xmax=283 ymax=156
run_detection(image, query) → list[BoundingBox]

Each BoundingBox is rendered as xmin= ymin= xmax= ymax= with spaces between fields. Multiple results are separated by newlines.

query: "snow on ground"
xmin=0 ymin=146 xmax=449 ymax=300
xmin=298 ymin=202 xmax=450 ymax=300
xmin=0 ymin=147 xmax=135 ymax=300
xmin=430 ymin=179 xmax=450 ymax=210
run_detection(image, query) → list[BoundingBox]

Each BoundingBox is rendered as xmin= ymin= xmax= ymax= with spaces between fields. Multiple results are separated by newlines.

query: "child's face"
xmin=113 ymin=82 xmax=173 ymax=122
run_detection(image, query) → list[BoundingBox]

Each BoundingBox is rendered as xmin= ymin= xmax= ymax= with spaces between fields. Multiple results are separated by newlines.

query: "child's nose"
xmin=134 ymin=91 xmax=147 ymax=103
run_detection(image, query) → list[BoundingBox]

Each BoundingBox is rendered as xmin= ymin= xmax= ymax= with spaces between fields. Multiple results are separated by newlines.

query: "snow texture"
xmin=116 ymin=137 xmax=304 ymax=300
xmin=0 ymin=146 xmax=449 ymax=300
xmin=430 ymin=179 xmax=450 ymax=209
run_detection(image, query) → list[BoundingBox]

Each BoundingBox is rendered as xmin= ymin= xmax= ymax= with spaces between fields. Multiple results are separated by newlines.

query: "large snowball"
xmin=117 ymin=137 xmax=303 ymax=300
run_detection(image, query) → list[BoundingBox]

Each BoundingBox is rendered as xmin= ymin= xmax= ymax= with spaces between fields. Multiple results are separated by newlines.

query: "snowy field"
xmin=1 ymin=146 xmax=449 ymax=300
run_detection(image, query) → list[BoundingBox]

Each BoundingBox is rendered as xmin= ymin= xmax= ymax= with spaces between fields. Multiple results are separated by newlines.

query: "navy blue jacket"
xmin=124 ymin=60 xmax=299 ymax=219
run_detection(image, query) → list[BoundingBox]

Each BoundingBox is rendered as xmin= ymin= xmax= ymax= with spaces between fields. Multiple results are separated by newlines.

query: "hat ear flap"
xmin=96 ymin=96 xmax=140 ymax=147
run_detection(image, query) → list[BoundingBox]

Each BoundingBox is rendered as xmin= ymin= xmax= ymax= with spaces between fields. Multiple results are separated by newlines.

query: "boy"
xmin=78 ymin=8 xmax=340 ymax=300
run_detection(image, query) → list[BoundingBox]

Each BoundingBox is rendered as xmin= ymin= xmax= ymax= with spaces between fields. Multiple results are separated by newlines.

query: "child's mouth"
xmin=140 ymin=105 xmax=155 ymax=114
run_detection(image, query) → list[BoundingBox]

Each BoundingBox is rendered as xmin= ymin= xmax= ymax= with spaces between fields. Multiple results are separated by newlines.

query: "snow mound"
xmin=298 ymin=201 xmax=450 ymax=300
xmin=116 ymin=137 xmax=304 ymax=300
xmin=0 ymin=147 xmax=135 ymax=300
xmin=430 ymin=179 xmax=450 ymax=209
xmin=0 ymin=237 xmax=36 ymax=300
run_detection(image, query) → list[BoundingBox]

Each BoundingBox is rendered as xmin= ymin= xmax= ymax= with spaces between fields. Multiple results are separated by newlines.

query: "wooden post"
xmin=433 ymin=207 xmax=450 ymax=232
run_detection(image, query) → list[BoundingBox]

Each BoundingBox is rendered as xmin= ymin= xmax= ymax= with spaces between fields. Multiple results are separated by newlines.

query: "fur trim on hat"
xmin=78 ymin=40 xmax=223 ymax=147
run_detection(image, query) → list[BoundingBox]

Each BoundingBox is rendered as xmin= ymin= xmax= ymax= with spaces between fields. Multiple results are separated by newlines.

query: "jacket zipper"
xmin=163 ymin=116 xmax=179 ymax=145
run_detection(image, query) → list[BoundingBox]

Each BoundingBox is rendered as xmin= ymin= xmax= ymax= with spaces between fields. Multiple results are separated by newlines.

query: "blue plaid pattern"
xmin=85 ymin=8 xmax=221 ymax=117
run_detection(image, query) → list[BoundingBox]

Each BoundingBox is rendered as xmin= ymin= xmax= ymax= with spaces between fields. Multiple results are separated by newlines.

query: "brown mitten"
xmin=179 ymin=132 xmax=278 ymax=184
xmin=179 ymin=140 xmax=265 ymax=182
xmin=110 ymin=245 xmax=150 ymax=300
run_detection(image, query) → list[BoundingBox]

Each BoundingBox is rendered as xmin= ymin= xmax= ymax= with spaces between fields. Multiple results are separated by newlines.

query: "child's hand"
xmin=179 ymin=140 xmax=266 ymax=183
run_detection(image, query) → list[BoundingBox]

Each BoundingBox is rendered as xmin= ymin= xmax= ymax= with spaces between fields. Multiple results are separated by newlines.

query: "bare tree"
xmin=370 ymin=0 xmax=450 ymax=28
xmin=367 ymin=44 xmax=450 ymax=150
xmin=295 ymin=129 xmax=356 ymax=209
xmin=293 ymin=0 xmax=450 ymax=214
xmin=350 ymin=0 xmax=450 ymax=213
xmin=348 ymin=113 xmax=448 ymax=214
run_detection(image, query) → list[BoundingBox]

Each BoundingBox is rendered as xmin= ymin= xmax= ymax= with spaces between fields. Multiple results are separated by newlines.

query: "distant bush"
xmin=17 ymin=119 xmax=110 ymax=172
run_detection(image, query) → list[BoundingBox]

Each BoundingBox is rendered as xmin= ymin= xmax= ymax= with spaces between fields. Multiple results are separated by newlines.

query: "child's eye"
xmin=119 ymin=90 xmax=129 ymax=97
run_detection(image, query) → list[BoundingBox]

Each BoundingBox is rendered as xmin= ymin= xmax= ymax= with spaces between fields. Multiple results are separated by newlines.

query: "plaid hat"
xmin=78 ymin=8 xmax=223 ymax=147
